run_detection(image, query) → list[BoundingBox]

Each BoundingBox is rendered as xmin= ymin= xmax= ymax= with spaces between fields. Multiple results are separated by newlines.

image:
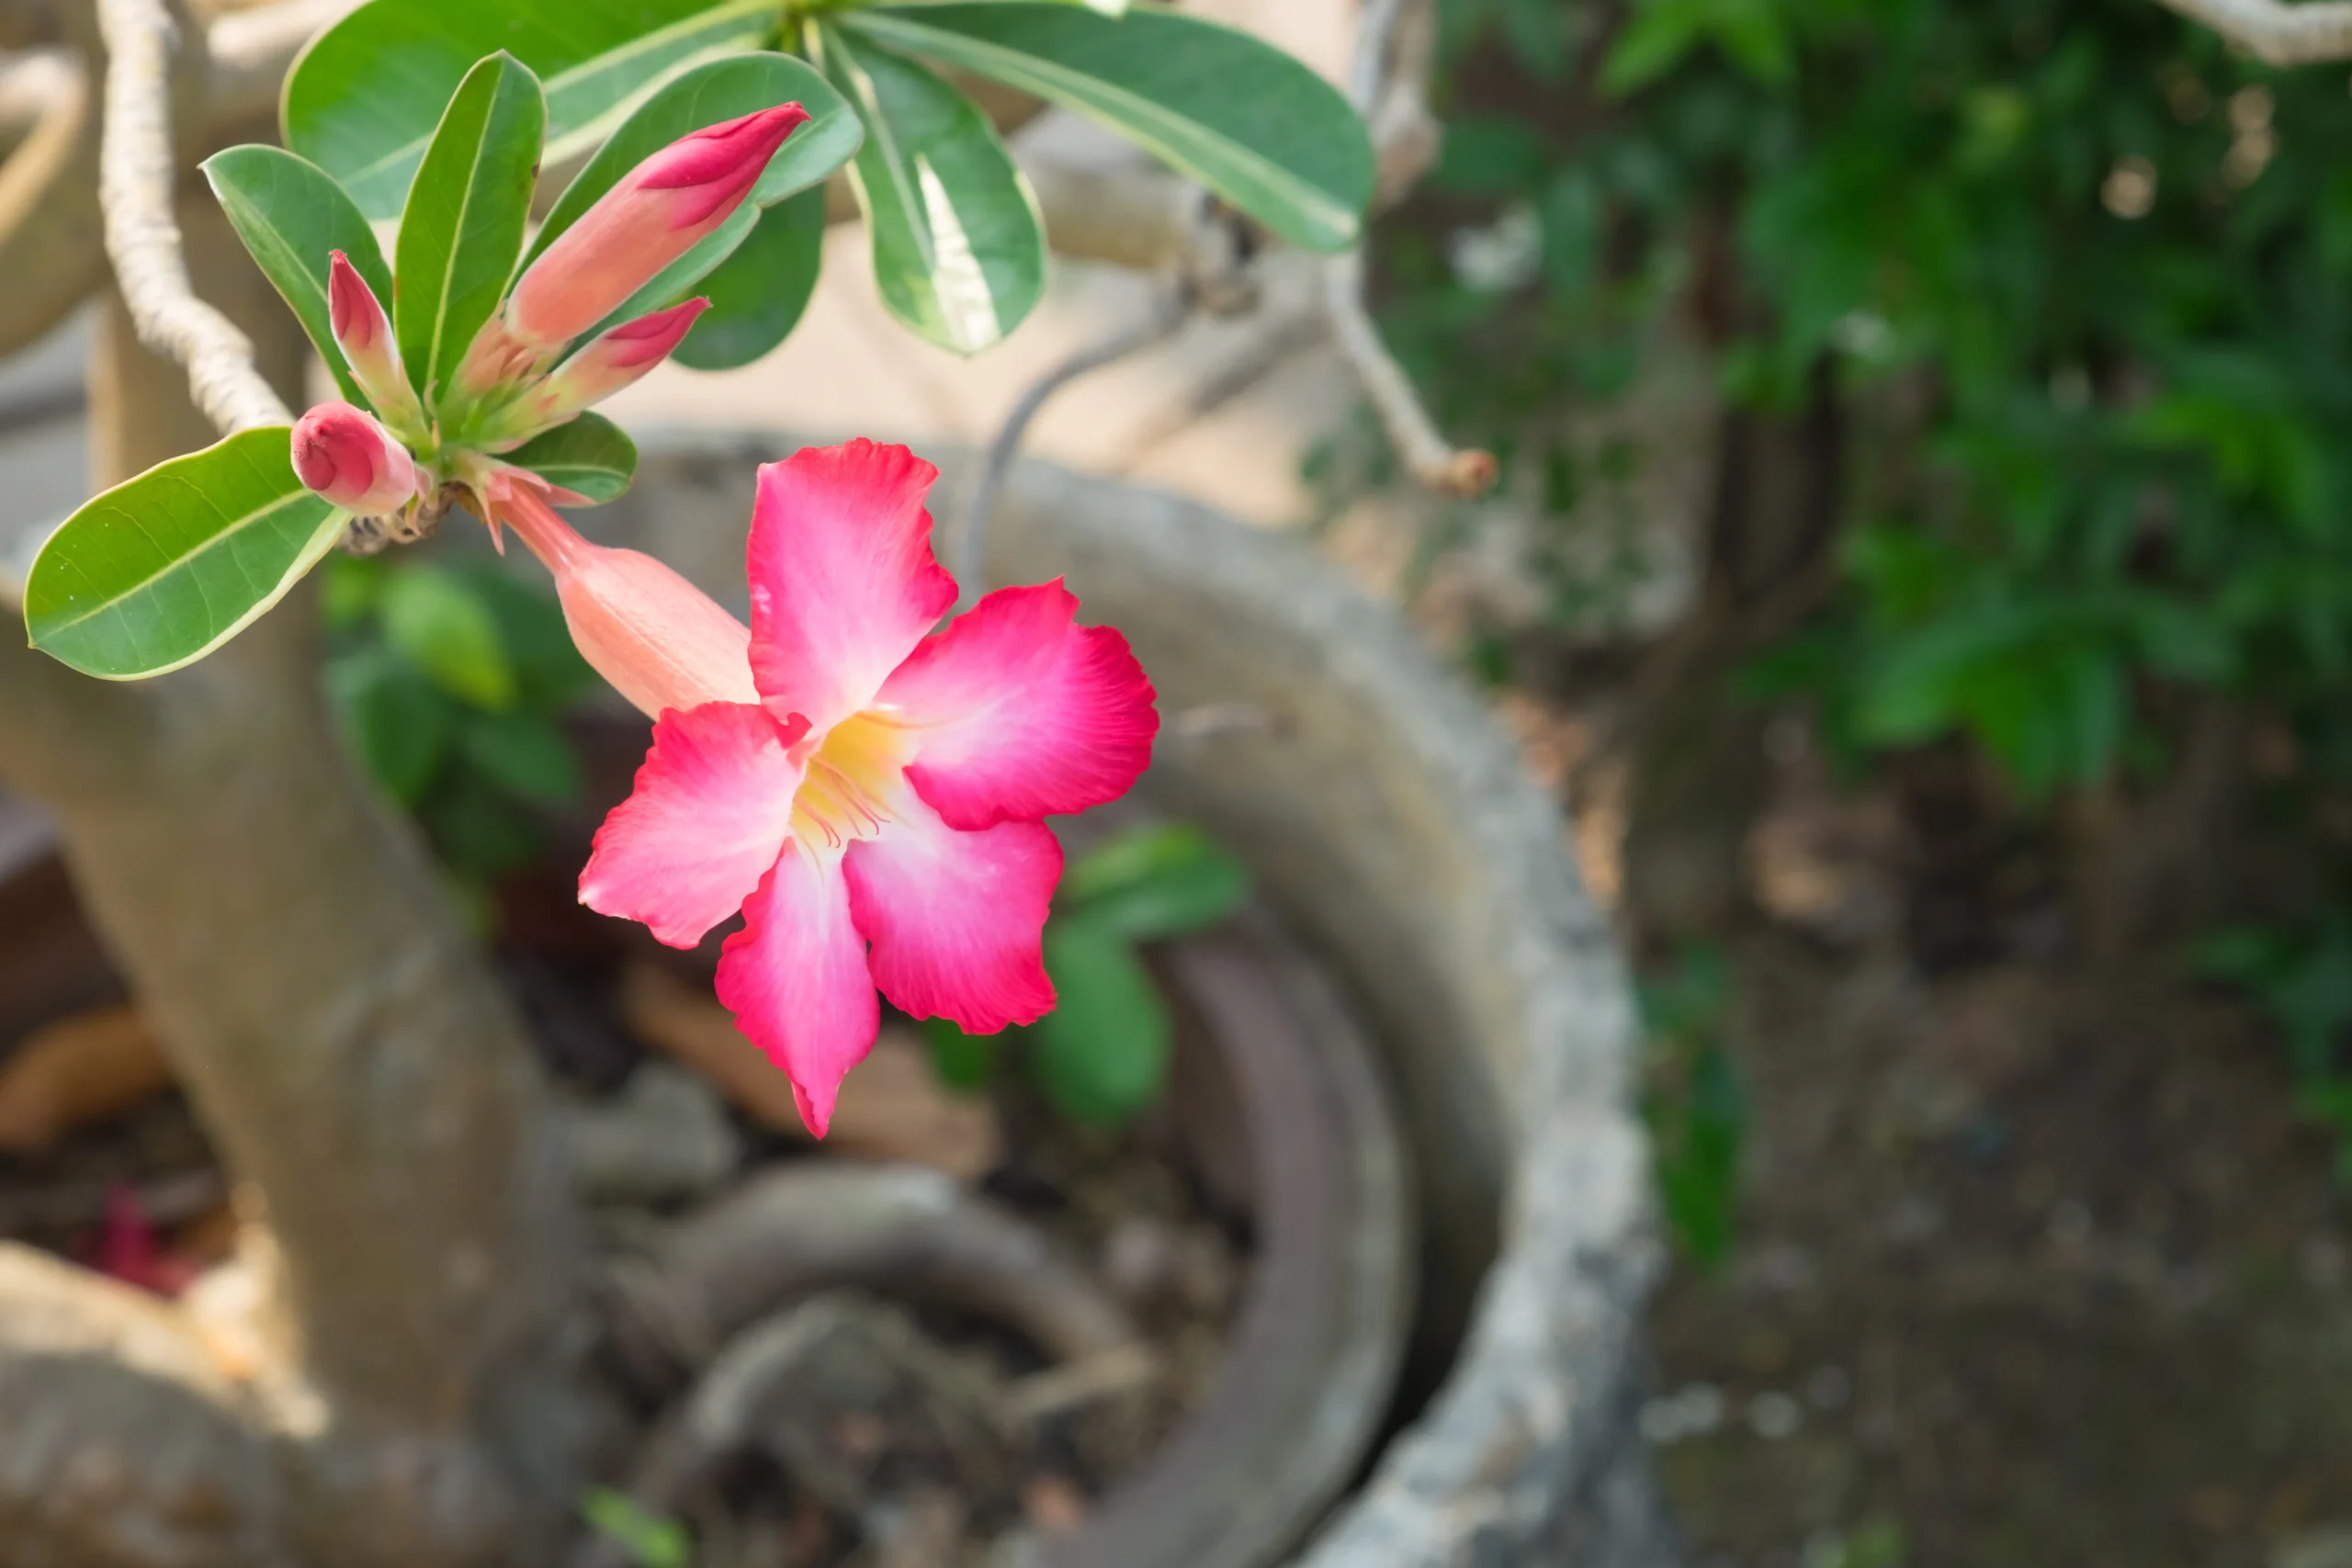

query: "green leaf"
xmin=458 ymin=710 xmax=584 ymax=806
xmin=394 ymin=52 xmax=547 ymax=401
xmin=1061 ymin=822 xmax=1249 ymax=940
xmin=580 ymin=1489 xmax=693 ymax=1568
xmin=380 ymin=565 xmax=517 ymax=711
xmin=457 ymin=568 xmax=596 ymax=706
xmin=503 ymin=413 xmax=639 ymax=503
xmin=1030 ymin=916 xmax=1170 ymax=1126
xmin=528 ymin=51 xmax=860 ymax=267
xmin=285 ymin=0 xmax=778 ymax=220
xmin=202 ymin=145 xmax=394 ymax=412
xmin=811 ymin=21 xmax=1046 ymax=355
xmin=670 ymin=186 xmax=827 ymax=370
xmin=327 ymin=647 xmax=452 ymax=806
xmin=842 ymin=3 xmax=1373 ymax=254
xmin=919 ymin=1015 xmax=1002 ymax=1093
xmin=421 ymin=769 xmax=544 ymax=880
xmin=25 ymin=428 xmax=346 ymax=680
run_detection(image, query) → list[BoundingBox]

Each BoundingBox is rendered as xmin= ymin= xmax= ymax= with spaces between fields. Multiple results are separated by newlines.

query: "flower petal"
xmin=580 ymin=702 xmax=806 ymax=948
xmin=880 ymin=581 xmax=1159 ymax=830
xmin=843 ymin=788 xmax=1059 ymax=1034
xmin=716 ymin=843 xmax=878 ymax=1136
xmin=746 ymin=440 xmax=956 ymax=736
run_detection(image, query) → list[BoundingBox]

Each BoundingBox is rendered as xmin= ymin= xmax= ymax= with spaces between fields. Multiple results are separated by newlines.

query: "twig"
xmin=2152 ymin=0 xmax=2352 ymax=63
xmin=95 ymin=0 xmax=288 ymax=437
xmin=1322 ymin=0 xmax=1497 ymax=501
xmin=945 ymin=286 xmax=1194 ymax=606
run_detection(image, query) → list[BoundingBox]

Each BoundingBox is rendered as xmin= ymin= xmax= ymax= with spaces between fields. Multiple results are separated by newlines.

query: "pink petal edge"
xmin=883 ymin=581 xmax=1160 ymax=830
xmin=746 ymin=440 xmax=957 ymax=738
xmin=715 ymin=843 xmax=879 ymax=1137
xmin=843 ymin=791 xmax=1059 ymax=1035
xmin=579 ymin=702 xmax=806 ymax=948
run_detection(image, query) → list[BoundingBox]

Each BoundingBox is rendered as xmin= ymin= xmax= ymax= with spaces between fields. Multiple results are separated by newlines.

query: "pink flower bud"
xmin=489 ymin=299 xmax=708 ymax=442
xmin=291 ymin=401 xmax=419 ymax=516
xmin=492 ymin=478 xmax=758 ymax=717
xmin=326 ymin=252 xmax=425 ymax=434
xmin=504 ymin=104 xmax=809 ymax=351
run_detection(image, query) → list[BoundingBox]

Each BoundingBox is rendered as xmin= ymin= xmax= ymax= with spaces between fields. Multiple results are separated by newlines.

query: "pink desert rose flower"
xmin=492 ymin=441 xmax=1159 ymax=1134
xmin=290 ymin=400 xmax=419 ymax=516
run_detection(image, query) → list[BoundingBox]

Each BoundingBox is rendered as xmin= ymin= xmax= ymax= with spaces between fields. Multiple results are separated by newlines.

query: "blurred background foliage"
xmin=1331 ymin=0 xmax=2352 ymax=1194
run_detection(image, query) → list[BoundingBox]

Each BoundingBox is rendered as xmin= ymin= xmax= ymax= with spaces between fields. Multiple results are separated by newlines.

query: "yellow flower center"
xmin=789 ymin=711 xmax=907 ymax=851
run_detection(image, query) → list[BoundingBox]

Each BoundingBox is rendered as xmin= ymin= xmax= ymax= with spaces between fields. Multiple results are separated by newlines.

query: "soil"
xmin=1505 ymin=688 xmax=2352 ymax=1568
xmin=0 ymin=830 xmax=1251 ymax=1568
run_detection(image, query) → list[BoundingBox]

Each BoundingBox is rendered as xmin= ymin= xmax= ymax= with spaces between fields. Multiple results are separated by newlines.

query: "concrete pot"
xmin=594 ymin=433 xmax=1679 ymax=1568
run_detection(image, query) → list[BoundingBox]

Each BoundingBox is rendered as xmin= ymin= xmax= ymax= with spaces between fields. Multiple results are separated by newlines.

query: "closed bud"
xmin=503 ymin=104 xmax=808 ymax=350
xmin=491 ymin=299 xmax=709 ymax=443
xmin=326 ymin=252 xmax=426 ymax=435
xmin=291 ymin=401 xmax=419 ymax=516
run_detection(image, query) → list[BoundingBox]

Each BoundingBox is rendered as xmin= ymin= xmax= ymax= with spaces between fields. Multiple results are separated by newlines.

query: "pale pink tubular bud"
xmin=519 ymin=299 xmax=709 ymax=432
xmin=504 ymin=104 xmax=809 ymax=350
xmin=326 ymin=251 xmax=425 ymax=434
xmin=496 ymin=480 xmax=758 ymax=717
xmin=291 ymin=401 xmax=419 ymax=516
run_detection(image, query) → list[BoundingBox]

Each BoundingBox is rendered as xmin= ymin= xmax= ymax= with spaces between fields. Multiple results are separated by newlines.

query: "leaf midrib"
xmin=36 ymin=487 xmax=316 ymax=639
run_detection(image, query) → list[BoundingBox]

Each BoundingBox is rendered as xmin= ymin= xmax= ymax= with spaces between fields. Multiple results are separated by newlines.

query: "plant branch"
xmin=95 ymin=0 xmax=288 ymax=437
xmin=1322 ymin=0 xmax=1496 ymax=500
xmin=945 ymin=285 xmax=1194 ymax=607
xmin=2152 ymin=0 xmax=2352 ymax=62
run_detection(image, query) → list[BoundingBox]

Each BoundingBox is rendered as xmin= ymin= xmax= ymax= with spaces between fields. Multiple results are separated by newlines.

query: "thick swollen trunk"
xmin=0 ymin=180 xmax=603 ymax=1565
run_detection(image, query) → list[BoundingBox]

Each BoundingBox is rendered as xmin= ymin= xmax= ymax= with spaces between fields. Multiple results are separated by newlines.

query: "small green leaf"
xmin=319 ymin=553 xmax=386 ymax=630
xmin=580 ymin=1488 xmax=694 ymax=1568
xmin=812 ymin=21 xmax=1046 ymax=355
xmin=528 ymin=51 xmax=859 ymax=268
xmin=458 ymin=568 xmax=596 ymax=706
xmin=458 ymin=710 xmax=584 ymax=806
xmin=327 ymin=648 xmax=452 ymax=806
xmin=202 ymin=145 xmax=394 ymax=412
xmin=670 ymin=186 xmax=827 ymax=370
xmin=1030 ymin=916 xmax=1171 ymax=1126
xmin=25 ymin=428 xmax=346 ymax=679
xmin=843 ymin=3 xmax=1374 ymax=254
xmin=503 ymin=413 xmax=639 ymax=504
xmin=919 ymin=1015 xmax=1002 ymax=1093
xmin=380 ymin=565 xmax=517 ymax=711
xmin=395 ymin=53 xmax=546 ymax=402
xmin=1061 ymin=822 xmax=1249 ymax=940
xmin=422 ymin=769 xmax=544 ymax=880
xmin=285 ymin=0 xmax=778 ymax=219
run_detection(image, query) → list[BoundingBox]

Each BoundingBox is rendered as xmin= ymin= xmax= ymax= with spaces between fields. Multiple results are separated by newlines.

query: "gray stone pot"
xmin=594 ymin=432 xmax=1677 ymax=1568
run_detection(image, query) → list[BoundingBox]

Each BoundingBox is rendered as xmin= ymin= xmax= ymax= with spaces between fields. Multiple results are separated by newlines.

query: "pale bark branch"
xmin=94 ymin=0 xmax=288 ymax=436
xmin=2154 ymin=0 xmax=2352 ymax=63
xmin=1322 ymin=0 xmax=1496 ymax=500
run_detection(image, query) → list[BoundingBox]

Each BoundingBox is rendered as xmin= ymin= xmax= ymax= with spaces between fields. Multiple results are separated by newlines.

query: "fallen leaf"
xmin=618 ymin=963 xmax=1001 ymax=1179
xmin=0 ymin=1003 xmax=171 ymax=1154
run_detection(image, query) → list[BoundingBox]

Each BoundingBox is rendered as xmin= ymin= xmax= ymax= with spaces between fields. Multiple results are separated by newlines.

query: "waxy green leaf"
xmin=1031 ymin=915 xmax=1171 ymax=1126
xmin=285 ymin=0 xmax=777 ymax=219
xmin=811 ymin=21 xmax=1046 ymax=355
xmin=671 ymin=186 xmax=827 ymax=370
xmin=503 ymin=413 xmax=639 ymax=504
xmin=202 ymin=145 xmax=393 ymax=413
xmin=380 ymin=564 xmax=516 ymax=711
xmin=843 ymin=3 xmax=1374 ymax=253
xmin=25 ymin=429 xmax=345 ymax=680
xmin=395 ymin=53 xmax=547 ymax=402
